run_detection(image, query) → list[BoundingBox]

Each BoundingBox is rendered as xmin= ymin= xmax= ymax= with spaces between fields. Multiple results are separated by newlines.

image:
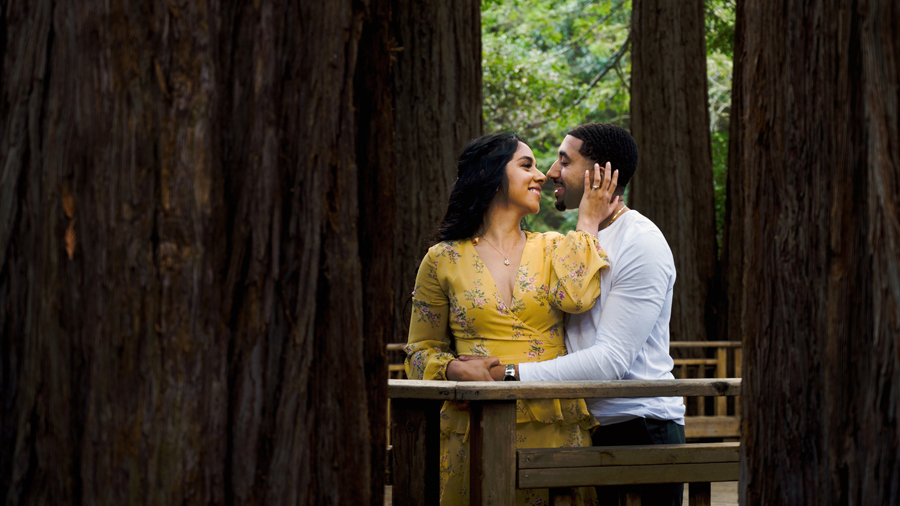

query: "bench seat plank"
xmin=684 ymin=416 xmax=740 ymax=438
xmin=518 ymin=442 xmax=739 ymax=469
xmin=518 ymin=462 xmax=739 ymax=488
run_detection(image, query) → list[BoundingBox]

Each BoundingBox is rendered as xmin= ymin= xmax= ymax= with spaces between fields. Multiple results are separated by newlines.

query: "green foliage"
xmin=483 ymin=0 xmax=631 ymax=233
xmin=705 ymin=0 xmax=735 ymax=134
xmin=711 ymin=131 xmax=729 ymax=250
xmin=482 ymin=0 xmax=735 ymax=238
xmin=705 ymin=0 xmax=735 ymax=60
xmin=705 ymin=0 xmax=735 ymax=253
xmin=482 ymin=0 xmax=632 ymax=150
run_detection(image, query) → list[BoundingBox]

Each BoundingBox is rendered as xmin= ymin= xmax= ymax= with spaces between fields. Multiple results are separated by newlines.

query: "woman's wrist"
xmin=575 ymin=219 xmax=600 ymax=234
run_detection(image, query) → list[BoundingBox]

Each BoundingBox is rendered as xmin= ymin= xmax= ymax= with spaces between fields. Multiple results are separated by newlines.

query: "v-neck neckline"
xmin=472 ymin=232 xmax=531 ymax=310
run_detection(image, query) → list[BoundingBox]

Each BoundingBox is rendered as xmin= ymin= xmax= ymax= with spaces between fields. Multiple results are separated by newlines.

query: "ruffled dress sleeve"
xmin=546 ymin=230 xmax=610 ymax=313
xmin=404 ymin=247 xmax=455 ymax=380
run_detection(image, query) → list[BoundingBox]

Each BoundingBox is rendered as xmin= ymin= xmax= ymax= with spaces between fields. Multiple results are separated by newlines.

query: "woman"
xmin=404 ymin=133 xmax=619 ymax=505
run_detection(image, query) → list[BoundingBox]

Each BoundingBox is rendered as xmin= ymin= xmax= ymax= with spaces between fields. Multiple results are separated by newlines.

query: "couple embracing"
xmin=404 ymin=123 xmax=686 ymax=506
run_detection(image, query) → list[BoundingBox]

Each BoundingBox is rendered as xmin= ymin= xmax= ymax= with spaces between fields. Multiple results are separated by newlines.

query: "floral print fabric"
xmin=404 ymin=231 xmax=610 ymax=506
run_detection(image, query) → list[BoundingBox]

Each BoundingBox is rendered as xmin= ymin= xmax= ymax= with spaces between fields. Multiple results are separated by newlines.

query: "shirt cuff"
xmin=518 ymin=361 xmax=537 ymax=382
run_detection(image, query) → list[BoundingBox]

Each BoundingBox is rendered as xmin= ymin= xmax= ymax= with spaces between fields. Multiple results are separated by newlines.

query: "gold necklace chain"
xmin=479 ymin=232 xmax=522 ymax=266
xmin=606 ymin=205 xmax=628 ymax=226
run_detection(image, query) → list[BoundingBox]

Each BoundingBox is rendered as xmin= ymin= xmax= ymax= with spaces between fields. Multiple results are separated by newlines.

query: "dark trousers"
xmin=591 ymin=417 xmax=686 ymax=506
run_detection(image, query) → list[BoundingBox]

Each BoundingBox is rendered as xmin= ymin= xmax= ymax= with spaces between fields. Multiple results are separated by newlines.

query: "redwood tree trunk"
xmin=0 ymin=0 xmax=407 ymax=504
xmin=629 ymin=0 xmax=718 ymax=346
xmin=389 ymin=0 xmax=483 ymax=343
xmin=735 ymin=1 xmax=900 ymax=504
xmin=355 ymin=0 xmax=397 ymax=502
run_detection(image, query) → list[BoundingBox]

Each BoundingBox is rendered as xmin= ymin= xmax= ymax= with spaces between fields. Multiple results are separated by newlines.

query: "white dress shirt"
xmin=519 ymin=210 xmax=686 ymax=426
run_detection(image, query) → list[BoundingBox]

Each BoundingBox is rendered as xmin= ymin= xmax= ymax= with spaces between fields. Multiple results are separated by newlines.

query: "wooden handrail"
xmin=669 ymin=341 xmax=742 ymax=348
xmin=388 ymin=378 xmax=740 ymax=400
xmin=388 ymin=341 xmax=741 ymax=350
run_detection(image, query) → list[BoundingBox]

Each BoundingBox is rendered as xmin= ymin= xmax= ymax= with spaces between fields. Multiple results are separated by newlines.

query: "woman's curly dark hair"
xmin=437 ymin=133 xmax=525 ymax=242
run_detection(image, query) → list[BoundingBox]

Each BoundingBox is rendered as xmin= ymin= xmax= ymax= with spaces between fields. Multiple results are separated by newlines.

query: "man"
xmin=467 ymin=123 xmax=686 ymax=504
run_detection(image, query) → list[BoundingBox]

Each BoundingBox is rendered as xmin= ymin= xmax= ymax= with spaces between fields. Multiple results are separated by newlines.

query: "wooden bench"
xmin=389 ymin=378 xmax=741 ymax=506
xmin=671 ymin=341 xmax=742 ymax=438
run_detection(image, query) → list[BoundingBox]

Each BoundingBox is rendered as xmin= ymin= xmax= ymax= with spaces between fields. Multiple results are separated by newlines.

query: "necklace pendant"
xmin=504 ymin=258 xmax=511 ymax=266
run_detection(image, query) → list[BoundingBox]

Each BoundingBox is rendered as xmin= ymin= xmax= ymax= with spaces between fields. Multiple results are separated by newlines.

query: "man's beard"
xmin=554 ymin=200 xmax=567 ymax=211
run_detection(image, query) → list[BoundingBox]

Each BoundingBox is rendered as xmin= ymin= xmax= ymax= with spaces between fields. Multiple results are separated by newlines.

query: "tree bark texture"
xmin=735 ymin=1 xmax=900 ymax=504
xmin=629 ymin=0 xmax=718 ymax=347
xmin=389 ymin=0 xmax=483 ymax=343
xmin=0 ymin=0 xmax=482 ymax=503
xmin=355 ymin=0 xmax=397 ymax=503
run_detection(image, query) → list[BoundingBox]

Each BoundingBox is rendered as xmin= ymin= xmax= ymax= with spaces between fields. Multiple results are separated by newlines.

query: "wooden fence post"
xmin=470 ymin=400 xmax=517 ymax=505
xmin=716 ymin=347 xmax=728 ymax=415
xmin=391 ymin=398 xmax=443 ymax=505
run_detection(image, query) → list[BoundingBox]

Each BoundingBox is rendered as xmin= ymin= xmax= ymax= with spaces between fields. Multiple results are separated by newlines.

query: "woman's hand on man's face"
xmin=447 ymin=356 xmax=501 ymax=381
xmin=576 ymin=162 xmax=619 ymax=232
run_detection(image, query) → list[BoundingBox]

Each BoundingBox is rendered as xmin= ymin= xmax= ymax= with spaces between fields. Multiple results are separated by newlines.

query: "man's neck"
xmin=598 ymin=202 xmax=628 ymax=231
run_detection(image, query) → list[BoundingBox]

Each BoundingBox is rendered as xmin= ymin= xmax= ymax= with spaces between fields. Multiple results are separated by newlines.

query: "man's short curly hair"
xmin=567 ymin=123 xmax=638 ymax=194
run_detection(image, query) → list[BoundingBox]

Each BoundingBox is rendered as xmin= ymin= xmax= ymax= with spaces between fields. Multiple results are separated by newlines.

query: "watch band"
xmin=503 ymin=364 xmax=518 ymax=381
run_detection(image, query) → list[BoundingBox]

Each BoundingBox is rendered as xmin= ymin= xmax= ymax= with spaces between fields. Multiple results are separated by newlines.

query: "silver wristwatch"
xmin=503 ymin=364 xmax=518 ymax=381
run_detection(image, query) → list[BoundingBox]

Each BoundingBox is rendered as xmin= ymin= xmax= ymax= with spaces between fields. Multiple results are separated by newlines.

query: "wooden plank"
xmin=452 ymin=379 xmax=741 ymax=401
xmin=673 ymin=358 xmax=719 ymax=365
xmin=697 ymin=365 xmax=705 ymax=417
xmin=470 ymin=401 xmax=516 ymax=506
xmin=684 ymin=416 xmax=740 ymax=439
xmin=388 ymin=379 xmax=457 ymax=399
xmin=734 ymin=348 xmax=742 ymax=420
xmin=716 ymin=347 xmax=728 ymax=416
xmin=386 ymin=445 xmax=392 ymax=485
xmin=388 ymin=341 xmax=742 ymax=351
xmin=689 ymin=482 xmax=712 ymax=506
xmin=387 ymin=378 xmax=742 ymax=400
xmin=390 ymin=398 xmax=443 ymax=505
xmin=518 ymin=462 xmax=739 ymax=488
xmin=518 ymin=443 xmax=739 ymax=469
xmin=670 ymin=341 xmax=742 ymax=348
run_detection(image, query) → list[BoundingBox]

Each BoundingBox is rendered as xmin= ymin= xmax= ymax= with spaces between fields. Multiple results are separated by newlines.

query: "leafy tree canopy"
xmin=481 ymin=0 xmax=734 ymax=236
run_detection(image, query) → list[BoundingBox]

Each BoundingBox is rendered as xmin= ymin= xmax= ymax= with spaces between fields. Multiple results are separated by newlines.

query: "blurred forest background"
xmin=482 ymin=0 xmax=733 ymax=244
xmin=1 ymin=0 xmax=896 ymax=504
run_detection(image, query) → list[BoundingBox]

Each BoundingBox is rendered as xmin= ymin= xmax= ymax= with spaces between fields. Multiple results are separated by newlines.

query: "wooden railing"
xmin=389 ymin=378 xmax=741 ymax=506
xmin=387 ymin=343 xmax=407 ymax=378
xmin=387 ymin=341 xmax=744 ymax=439
xmin=671 ymin=341 xmax=742 ymax=438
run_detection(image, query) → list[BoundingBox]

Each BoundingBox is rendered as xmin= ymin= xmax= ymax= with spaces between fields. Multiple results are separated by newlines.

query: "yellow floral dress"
xmin=405 ymin=230 xmax=609 ymax=506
